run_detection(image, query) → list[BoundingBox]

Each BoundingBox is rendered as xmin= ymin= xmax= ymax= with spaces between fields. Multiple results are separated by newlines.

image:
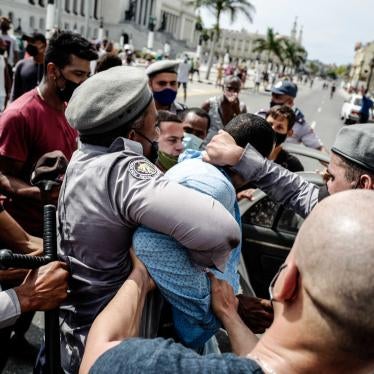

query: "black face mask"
xmin=275 ymin=131 xmax=287 ymax=146
xmin=26 ymin=44 xmax=39 ymax=57
xmin=56 ymin=70 xmax=81 ymax=103
xmin=270 ymin=100 xmax=284 ymax=108
xmin=318 ymin=184 xmax=330 ymax=202
xmin=134 ymin=131 xmax=159 ymax=164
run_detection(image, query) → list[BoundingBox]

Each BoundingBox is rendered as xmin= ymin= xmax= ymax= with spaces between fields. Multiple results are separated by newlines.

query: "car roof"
xmin=282 ymin=143 xmax=330 ymax=164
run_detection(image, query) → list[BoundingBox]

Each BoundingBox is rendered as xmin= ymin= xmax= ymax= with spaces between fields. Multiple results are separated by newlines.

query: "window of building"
xmin=39 ymin=0 xmax=45 ymax=7
xmin=39 ymin=17 xmax=45 ymax=30
xmin=30 ymin=16 xmax=35 ymax=28
xmin=80 ymin=25 xmax=85 ymax=35
xmin=64 ymin=22 xmax=70 ymax=30
xmin=93 ymin=28 xmax=98 ymax=38
xmin=29 ymin=0 xmax=35 ymax=5
xmin=65 ymin=0 xmax=70 ymax=13
xmin=0 ymin=9 xmax=2 ymax=16
xmin=73 ymin=0 xmax=78 ymax=15
xmin=8 ymin=12 xmax=13 ymax=22
xmin=80 ymin=0 xmax=85 ymax=16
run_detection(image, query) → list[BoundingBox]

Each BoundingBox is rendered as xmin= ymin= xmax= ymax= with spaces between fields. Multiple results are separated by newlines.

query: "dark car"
xmin=238 ymin=145 xmax=328 ymax=299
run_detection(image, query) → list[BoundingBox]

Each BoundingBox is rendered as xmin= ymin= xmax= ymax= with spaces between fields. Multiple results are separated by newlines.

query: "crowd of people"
xmin=0 ymin=27 xmax=374 ymax=374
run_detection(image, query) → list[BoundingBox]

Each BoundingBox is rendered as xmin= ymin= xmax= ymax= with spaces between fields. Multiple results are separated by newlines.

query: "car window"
xmin=277 ymin=207 xmax=304 ymax=233
xmin=241 ymin=196 xmax=278 ymax=228
xmin=354 ymin=98 xmax=362 ymax=106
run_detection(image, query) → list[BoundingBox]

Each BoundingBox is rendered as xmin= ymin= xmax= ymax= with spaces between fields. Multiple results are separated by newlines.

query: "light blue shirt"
xmin=133 ymin=150 xmax=241 ymax=348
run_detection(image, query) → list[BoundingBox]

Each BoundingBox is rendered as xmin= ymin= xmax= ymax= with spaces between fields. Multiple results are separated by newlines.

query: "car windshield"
xmin=354 ymin=98 xmax=362 ymax=106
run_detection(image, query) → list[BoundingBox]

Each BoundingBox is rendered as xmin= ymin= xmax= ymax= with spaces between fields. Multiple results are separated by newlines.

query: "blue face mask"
xmin=182 ymin=132 xmax=203 ymax=151
xmin=153 ymin=88 xmax=177 ymax=106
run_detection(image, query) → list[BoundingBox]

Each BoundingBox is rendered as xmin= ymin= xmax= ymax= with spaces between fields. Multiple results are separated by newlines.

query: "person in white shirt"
xmin=178 ymin=55 xmax=190 ymax=103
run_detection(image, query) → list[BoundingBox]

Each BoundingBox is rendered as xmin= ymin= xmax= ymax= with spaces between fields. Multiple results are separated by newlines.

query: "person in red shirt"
xmin=0 ymin=31 xmax=97 ymax=237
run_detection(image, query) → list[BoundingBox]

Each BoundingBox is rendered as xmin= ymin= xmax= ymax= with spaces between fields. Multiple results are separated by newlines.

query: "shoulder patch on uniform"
xmin=129 ymin=159 xmax=160 ymax=180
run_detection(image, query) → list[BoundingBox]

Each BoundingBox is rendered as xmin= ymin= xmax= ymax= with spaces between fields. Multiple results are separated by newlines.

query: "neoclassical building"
xmin=0 ymin=0 xmax=197 ymax=54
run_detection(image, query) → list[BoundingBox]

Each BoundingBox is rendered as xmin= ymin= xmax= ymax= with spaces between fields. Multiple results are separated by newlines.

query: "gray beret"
xmin=145 ymin=60 xmax=179 ymax=77
xmin=331 ymin=123 xmax=374 ymax=172
xmin=66 ymin=66 xmax=152 ymax=135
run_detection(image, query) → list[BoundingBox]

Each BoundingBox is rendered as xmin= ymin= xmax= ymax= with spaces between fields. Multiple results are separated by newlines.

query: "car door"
xmin=240 ymin=195 xmax=305 ymax=299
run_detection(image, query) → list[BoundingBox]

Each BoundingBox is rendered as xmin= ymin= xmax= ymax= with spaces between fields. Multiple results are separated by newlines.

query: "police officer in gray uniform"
xmin=146 ymin=60 xmax=187 ymax=115
xmin=257 ymin=81 xmax=325 ymax=151
xmin=204 ymin=123 xmax=374 ymax=218
xmin=58 ymin=66 xmax=241 ymax=374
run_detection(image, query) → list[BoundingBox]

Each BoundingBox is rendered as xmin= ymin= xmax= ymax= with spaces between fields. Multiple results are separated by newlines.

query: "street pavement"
xmin=4 ymin=79 xmax=347 ymax=374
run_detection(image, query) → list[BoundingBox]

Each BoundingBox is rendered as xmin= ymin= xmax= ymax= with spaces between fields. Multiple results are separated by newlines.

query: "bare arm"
xmin=80 ymin=252 xmax=153 ymax=374
xmin=0 ymin=209 xmax=42 ymax=254
xmin=0 ymin=158 xmax=41 ymax=201
xmin=209 ymin=273 xmax=259 ymax=356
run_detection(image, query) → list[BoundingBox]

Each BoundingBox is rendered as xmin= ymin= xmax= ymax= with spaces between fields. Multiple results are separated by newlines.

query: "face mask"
xmin=270 ymin=100 xmax=283 ymax=108
xmin=157 ymin=150 xmax=179 ymax=171
xmin=135 ymin=131 xmax=159 ymax=164
xmin=274 ymin=131 xmax=287 ymax=146
xmin=153 ymin=88 xmax=177 ymax=106
xmin=26 ymin=44 xmax=39 ymax=57
xmin=224 ymin=91 xmax=239 ymax=103
xmin=182 ymin=132 xmax=203 ymax=150
xmin=318 ymin=184 xmax=330 ymax=202
xmin=56 ymin=70 xmax=81 ymax=102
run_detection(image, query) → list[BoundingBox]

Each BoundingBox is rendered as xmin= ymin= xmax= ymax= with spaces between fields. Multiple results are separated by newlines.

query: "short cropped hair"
xmin=44 ymin=31 xmax=98 ymax=74
xmin=336 ymin=153 xmax=374 ymax=183
xmin=178 ymin=108 xmax=211 ymax=130
xmin=267 ymin=105 xmax=296 ymax=131
xmin=225 ymin=113 xmax=275 ymax=158
xmin=95 ymin=53 xmax=122 ymax=73
xmin=158 ymin=110 xmax=182 ymax=124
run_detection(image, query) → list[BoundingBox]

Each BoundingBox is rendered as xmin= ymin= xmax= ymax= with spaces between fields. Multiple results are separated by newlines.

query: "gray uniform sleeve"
xmin=0 ymin=289 xmax=21 ymax=328
xmin=233 ymin=144 xmax=319 ymax=218
xmin=109 ymin=156 xmax=241 ymax=271
xmin=291 ymin=120 xmax=323 ymax=149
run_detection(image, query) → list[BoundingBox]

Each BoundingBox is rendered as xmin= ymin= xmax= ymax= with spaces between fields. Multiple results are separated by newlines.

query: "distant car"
xmin=238 ymin=146 xmax=328 ymax=298
xmin=340 ymin=94 xmax=373 ymax=124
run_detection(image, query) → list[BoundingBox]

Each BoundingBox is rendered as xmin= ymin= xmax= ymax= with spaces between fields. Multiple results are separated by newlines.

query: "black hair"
xmin=95 ymin=53 xmax=122 ymax=73
xmin=178 ymin=108 xmax=211 ymax=130
xmin=158 ymin=110 xmax=181 ymax=124
xmin=225 ymin=113 xmax=275 ymax=158
xmin=44 ymin=31 xmax=98 ymax=74
xmin=267 ymin=105 xmax=296 ymax=130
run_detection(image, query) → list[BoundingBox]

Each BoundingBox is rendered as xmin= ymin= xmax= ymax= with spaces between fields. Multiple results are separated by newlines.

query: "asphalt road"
xmin=3 ymin=79 xmax=347 ymax=374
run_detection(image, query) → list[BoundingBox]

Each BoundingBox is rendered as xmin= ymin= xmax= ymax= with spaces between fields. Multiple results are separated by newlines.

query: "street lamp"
xmin=366 ymin=57 xmax=374 ymax=91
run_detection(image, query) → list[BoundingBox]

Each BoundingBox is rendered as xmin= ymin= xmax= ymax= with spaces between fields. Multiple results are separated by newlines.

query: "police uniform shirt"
xmin=57 ymin=137 xmax=240 ymax=373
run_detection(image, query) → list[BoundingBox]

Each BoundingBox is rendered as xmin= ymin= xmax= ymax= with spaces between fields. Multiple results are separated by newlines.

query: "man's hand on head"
xmin=14 ymin=261 xmax=69 ymax=313
xmin=208 ymin=272 xmax=238 ymax=323
xmin=237 ymin=294 xmax=274 ymax=334
xmin=203 ymin=130 xmax=244 ymax=166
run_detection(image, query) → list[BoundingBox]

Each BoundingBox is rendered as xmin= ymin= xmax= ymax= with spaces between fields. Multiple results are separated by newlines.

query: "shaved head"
xmin=294 ymin=190 xmax=374 ymax=358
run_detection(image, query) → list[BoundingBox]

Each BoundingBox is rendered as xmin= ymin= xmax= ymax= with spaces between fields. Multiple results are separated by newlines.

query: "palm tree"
xmin=282 ymin=39 xmax=307 ymax=75
xmin=191 ymin=0 xmax=255 ymax=80
xmin=253 ymin=27 xmax=284 ymax=71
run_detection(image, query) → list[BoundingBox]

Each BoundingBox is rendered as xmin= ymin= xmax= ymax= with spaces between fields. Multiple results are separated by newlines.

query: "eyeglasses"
xmin=268 ymin=263 xmax=287 ymax=302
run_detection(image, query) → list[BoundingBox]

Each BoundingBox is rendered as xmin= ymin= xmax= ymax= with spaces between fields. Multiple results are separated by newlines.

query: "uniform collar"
xmin=78 ymin=137 xmax=144 ymax=155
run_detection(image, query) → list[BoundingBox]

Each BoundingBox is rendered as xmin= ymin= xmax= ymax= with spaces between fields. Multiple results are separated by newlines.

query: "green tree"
xmin=191 ymin=0 xmax=255 ymax=80
xmin=282 ymin=39 xmax=307 ymax=75
xmin=253 ymin=27 xmax=284 ymax=70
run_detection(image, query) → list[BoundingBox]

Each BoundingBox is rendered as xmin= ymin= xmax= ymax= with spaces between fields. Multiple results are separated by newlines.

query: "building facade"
xmin=0 ymin=0 xmax=197 ymax=55
xmin=349 ymin=41 xmax=374 ymax=91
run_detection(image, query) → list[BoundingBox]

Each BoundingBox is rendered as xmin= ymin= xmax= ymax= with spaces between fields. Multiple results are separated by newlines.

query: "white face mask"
xmin=182 ymin=132 xmax=204 ymax=150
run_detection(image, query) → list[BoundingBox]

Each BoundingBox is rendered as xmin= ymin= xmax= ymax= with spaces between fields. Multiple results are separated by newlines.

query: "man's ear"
xmin=46 ymin=62 xmax=59 ymax=80
xmin=360 ymin=174 xmax=374 ymax=190
xmin=287 ymin=129 xmax=293 ymax=137
xmin=127 ymin=129 xmax=136 ymax=141
xmin=273 ymin=260 xmax=299 ymax=302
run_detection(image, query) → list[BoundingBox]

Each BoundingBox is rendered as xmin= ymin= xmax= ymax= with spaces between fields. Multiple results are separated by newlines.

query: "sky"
xmin=201 ymin=0 xmax=374 ymax=65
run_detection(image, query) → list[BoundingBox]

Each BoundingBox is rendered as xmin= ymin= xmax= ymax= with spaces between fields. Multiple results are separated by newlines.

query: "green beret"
xmin=332 ymin=123 xmax=374 ymax=172
xmin=145 ymin=60 xmax=179 ymax=77
xmin=66 ymin=66 xmax=153 ymax=135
